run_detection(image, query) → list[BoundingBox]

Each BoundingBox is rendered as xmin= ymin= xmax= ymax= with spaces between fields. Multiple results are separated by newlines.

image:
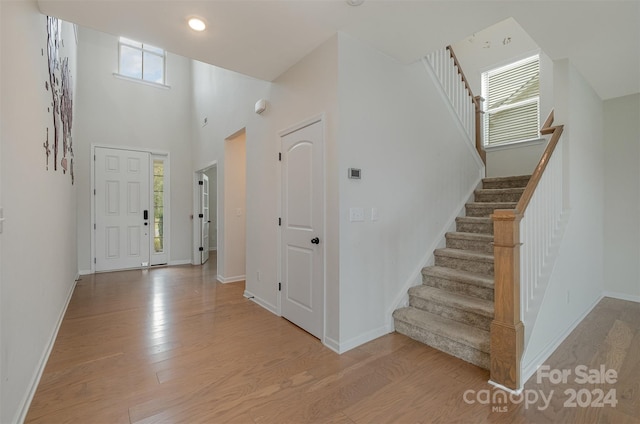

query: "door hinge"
xmin=199 ymin=247 xmax=204 ymax=252
xmin=199 ymin=180 xmax=204 ymax=186
xmin=93 ymin=189 xmax=96 ymax=195
xmin=94 ymin=223 xmax=96 ymax=230
xmin=94 ymin=154 xmax=96 ymax=161
xmin=278 ymin=282 xmax=282 ymax=291
xmin=278 ymin=217 xmax=281 ymax=226
xmin=278 ymin=152 xmax=282 ymax=161
xmin=199 ymin=213 xmax=204 ymax=218
xmin=94 ymin=258 xmax=96 ymax=264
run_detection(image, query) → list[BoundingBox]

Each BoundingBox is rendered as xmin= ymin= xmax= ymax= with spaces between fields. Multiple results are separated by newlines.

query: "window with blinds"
xmin=482 ymin=55 xmax=540 ymax=146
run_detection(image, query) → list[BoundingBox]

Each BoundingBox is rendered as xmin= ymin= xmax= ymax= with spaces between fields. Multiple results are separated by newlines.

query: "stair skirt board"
xmin=394 ymin=175 xmax=530 ymax=370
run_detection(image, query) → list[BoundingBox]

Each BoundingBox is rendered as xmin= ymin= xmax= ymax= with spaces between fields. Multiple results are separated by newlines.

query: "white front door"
xmin=95 ymin=147 xmax=150 ymax=271
xmin=280 ymin=119 xmax=324 ymax=339
xmin=200 ymin=173 xmax=210 ymax=264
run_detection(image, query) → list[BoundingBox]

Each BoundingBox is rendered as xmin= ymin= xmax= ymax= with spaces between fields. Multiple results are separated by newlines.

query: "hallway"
xmin=25 ymin=257 xmax=639 ymax=423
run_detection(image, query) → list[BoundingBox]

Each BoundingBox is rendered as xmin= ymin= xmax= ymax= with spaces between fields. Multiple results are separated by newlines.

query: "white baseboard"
xmin=330 ymin=325 xmax=393 ymax=354
xmin=520 ymin=293 xmax=603 ymax=386
xmin=324 ymin=336 xmax=341 ymax=354
xmin=243 ymin=290 xmax=279 ymax=315
xmin=168 ymin=259 xmax=192 ymax=266
xmin=78 ymin=269 xmax=92 ymax=276
xmin=602 ymin=291 xmax=640 ymax=303
xmin=217 ymin=274 xmax=245 ymax=284
xmin=16 ymin=277 xmax=77 ymax=424
xmin=209 ymin=247 xmax=217 ymax=252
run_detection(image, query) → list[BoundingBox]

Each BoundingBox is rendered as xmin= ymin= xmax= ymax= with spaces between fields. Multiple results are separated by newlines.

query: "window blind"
xmin=483 ymin=55 xmax=539 ymax=146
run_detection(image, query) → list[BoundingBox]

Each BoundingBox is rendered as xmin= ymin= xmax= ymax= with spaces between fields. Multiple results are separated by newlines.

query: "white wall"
xmin=74 ymin=27 xmax=193 ymax=271
xmin=222 ymin=131 xmax=246 ymax=281
xmin=190 ymin=37 xmax=340 ymax=340
xmin=603 ymin=93 xmax=640 ymax=300
xmin=337 ymin=33 xmax=484 ymax=350
xmin=191 ymin=32 xmax=484 ymax=351
xmin=204 ymin=166 xmax=217 ymax=250
xmin=522 ymin=60 xmax=605 ymax=378
xmin=265 ymin=36 xmax=341 ymax=343
xmin=189 ymin=59 xmax=271 ymax=285
xmin=0 ymin=2 xmax=78 ymax=422
xmin=485 ymin=140 xmax=546 ymax=178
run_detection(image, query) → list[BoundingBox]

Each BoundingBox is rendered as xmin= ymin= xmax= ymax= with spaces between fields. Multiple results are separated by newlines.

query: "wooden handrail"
xmin=540 ymin=110 xmax=555 ymax=134
xmin=490 ymin=109 xmax=563 ymax=390
xmin=446 ymin=45 xmax=486 ymax=164
xmin=516 ymin=111 xmax=564 ymax=212
xmin=446 ymin=45 xmax=479 ymax=109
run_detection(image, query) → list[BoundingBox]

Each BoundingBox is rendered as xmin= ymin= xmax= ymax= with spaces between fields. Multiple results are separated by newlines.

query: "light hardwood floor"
xmin=26 ymin=256 xmax=639 ymax=423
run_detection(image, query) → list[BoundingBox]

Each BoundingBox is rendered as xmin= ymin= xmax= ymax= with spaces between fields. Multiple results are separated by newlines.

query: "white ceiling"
xmin=37 ymin=0 xmax=639 ymax=100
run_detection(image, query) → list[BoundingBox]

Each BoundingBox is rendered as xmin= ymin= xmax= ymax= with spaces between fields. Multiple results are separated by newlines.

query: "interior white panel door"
xmin=281 ymin=120 xmax=324 ymax=339
xmin=95 ymin=147 xmax=150 ymax=271
xmin=201 ymin=173 xmax=210 ymax=264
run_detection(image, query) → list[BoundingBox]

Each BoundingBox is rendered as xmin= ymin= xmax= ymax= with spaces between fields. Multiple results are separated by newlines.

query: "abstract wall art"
xmin=44 ymin=16 xmax=74 ymax=184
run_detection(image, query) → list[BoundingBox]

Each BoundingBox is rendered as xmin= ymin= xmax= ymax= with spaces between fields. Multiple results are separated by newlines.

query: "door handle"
xmin=143 ymin=210 xmax=149 ymax=220
xmin=311 ymin=237 xmax=320 ymax=245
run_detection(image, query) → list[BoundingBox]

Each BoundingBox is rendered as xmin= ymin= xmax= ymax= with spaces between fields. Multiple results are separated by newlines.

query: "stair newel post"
xmin=490 ymin=209 xmax=524 ymax=390
xmin=474 ymin=95 xmax=486 ymax=165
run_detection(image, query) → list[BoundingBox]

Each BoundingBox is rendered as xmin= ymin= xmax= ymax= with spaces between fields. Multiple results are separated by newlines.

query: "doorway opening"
xmin=92 ymin=146 xmax=169 ymax=272
xmin=191 ymin=128 xmax=246 ymax=284
xmin=220 ymin=129 xmax=247 ymax=283
xmin=193 ymin=163 xmax=217 ymax=266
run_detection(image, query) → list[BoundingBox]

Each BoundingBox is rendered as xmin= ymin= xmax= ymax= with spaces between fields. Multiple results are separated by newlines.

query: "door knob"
xmin=311 ymin=237 xmax=320 ymax=244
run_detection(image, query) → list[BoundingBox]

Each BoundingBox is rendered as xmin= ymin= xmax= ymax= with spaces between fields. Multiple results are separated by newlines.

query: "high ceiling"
xmin=37 ymin=0 xmax=639 ymax=100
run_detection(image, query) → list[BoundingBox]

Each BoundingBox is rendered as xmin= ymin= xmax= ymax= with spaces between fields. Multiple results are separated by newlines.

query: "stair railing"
xmin=423 ymin=46 xmax=486 ymax=164
xmin=490 ymin=111 xmax=565 ymax=390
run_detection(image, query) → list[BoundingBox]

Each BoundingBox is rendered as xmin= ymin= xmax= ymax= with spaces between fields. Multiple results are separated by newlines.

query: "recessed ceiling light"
xmin=346 ymin=0 xmax=365 ymax=5
xmin=188 ymin=18 xmax=206 ymax=32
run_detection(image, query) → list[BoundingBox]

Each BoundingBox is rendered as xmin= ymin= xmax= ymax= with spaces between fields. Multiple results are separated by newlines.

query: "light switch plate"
xmin=350 ymin=207 xmax=364 ymax=222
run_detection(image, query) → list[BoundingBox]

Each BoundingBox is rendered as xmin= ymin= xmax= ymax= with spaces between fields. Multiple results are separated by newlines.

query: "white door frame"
xmin=200 ymin=173 xmax=210 ymax=264
xmin=192 ymin=161 xmax=218 ymax=266
xmin=277 ymin=114 xmax=327 ymax=342
xmin=90 ymin=144 xmax=170 ymax=273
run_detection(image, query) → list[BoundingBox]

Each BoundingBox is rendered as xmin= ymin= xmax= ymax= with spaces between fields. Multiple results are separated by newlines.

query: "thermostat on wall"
xmin=348 ymin=168 xmax=361 ymax=179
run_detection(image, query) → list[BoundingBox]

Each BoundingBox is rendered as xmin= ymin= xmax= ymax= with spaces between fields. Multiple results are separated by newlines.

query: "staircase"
xmin=393 ymin=174 xmax=531 ymax=369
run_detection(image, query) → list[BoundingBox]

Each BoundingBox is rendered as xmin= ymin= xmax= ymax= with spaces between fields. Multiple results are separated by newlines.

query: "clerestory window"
xmin=118 ymin=37 xmax=165 ymax=85
xmin=482 ymin=55 xmax=540 ymax=146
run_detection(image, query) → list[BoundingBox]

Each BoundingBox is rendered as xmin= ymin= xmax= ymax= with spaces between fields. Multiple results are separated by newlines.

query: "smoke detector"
xmin=346 ymin=0 xmax=365 ymax=6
